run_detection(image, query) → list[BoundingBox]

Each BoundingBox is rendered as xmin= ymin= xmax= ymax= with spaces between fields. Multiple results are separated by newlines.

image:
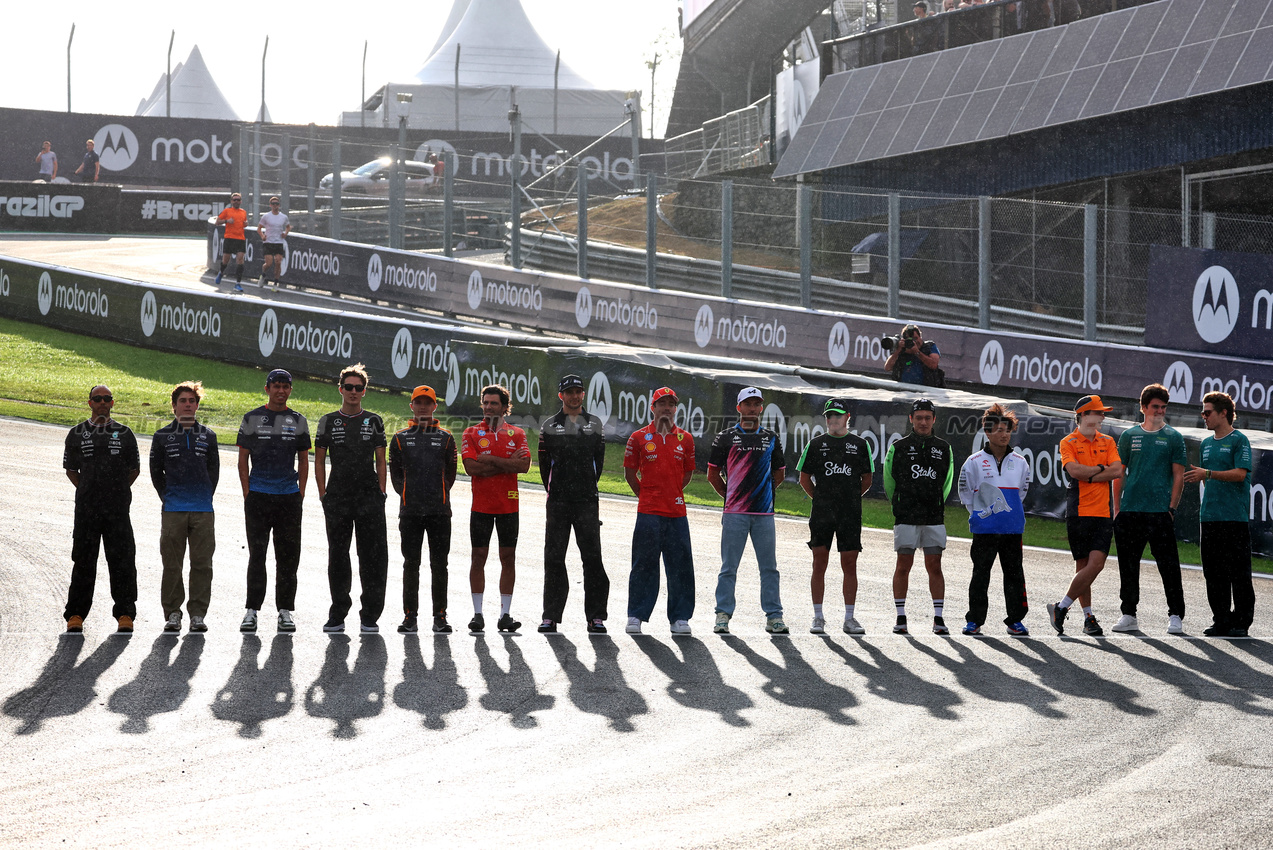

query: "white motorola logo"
xmin=444 ymin=353 xmax=461 ymax=406
xmin=587 ymin=371 xmax=613 ymax=426
xmin=979 ymin=340 xmax=1005 ymax=385
xmin=1193 ymin=265 xmax=1239 ymax=344
xmin=415 ymin=139 xmax=457 ymax=163
xmin=970 ymin=430 xmax=988 ymax=454
xmin=258 ymin=308 xmax=278 ymax=358
xmin=391 ymin=328 xmax=413 ymax=379
xmin=467 ymin=270 xmax=483 ymax=310
xmin=827 ymin=321 xmax=850 ymax=367
xmin=279 ymin=240 xmax=291 ymax=276
xmin=760 ymin=402 xmax=789 ymax=452
xmin=694 ymin=304 xmax=714 ymax=348
xmin=575 ymin=286 xmax=593 ymax=329
xmin=140 ymin=291 xmax=157 ymax=337
xmin=1163 ymin=360 xmax=1194 ymax=404
xmin=93 ymin=124 xmax=140 ymax=171
xmin=37 ymin=272 xmax=53 ymax=315
xmin=367 ymin=253 xmax=383 ymax=292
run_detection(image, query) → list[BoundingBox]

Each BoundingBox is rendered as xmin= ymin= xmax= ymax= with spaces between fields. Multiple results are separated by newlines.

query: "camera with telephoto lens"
xmin=881 ymin=330 xmax=918 ymax=352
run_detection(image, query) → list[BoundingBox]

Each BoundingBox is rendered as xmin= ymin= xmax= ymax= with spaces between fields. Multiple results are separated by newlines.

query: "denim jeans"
xmin=715 ymin=512 xmax=782 ymax=618
xmin=627 ymin=513 xmax=695 ymax=623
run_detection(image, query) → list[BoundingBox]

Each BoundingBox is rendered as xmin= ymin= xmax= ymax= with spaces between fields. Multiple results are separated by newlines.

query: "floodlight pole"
xmin=167 ymin=30 xmax=175 ymax=117
xmin=361 ymin=41 xmax=367 ymax=129
xmin=67 ymin=24 xmax=75 ymax=113
xmin=510 ymin=102 xmax=522 ymax=269
xmin=260 ymin=36 xmax=269 ymax=123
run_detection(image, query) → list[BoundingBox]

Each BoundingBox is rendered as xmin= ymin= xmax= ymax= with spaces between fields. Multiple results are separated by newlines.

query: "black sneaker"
xmin=497 ymin=613 xmax=521 ymax=633
xmin=587 ymin=619 xmax=607 ymax=634
xmin=893 ymin=615 xmax=908 ymax=635
xmin=322 ymin=618 xmax=345 ymax=634
xmin=1229 ymin=626 xmax=1250 ymax=638
xmin=932 ymin=616 xmax=950 ymax=635
xmin=432 ymin=614 xmax=452 ymax=634
xmin=397 ymin=616 xmax=418 ymax=634
xmin=1202 ymin=623 xmax=1229 ymax=637
xmin=468 ymin=613 xmax=485 ymax=633
xmin=537 ymin=619 xmax=557 ymax=633
xmin=1047 ymin=602 xmax=1067 ymax=635
xmin=1083 ymin=614 xmax=1104 ymax=636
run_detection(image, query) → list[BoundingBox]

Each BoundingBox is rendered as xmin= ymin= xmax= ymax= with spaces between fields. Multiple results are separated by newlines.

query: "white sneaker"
xmin=843 ymin=617 xmax=865 ymax=635
xmin=1112 ymin=614 xmax=1139 ymax=633
xmin=625 ymin=616 xmax=642 ymax=634
xmin=164 ymin=612 xmax=182 ymax=633
xmin=670 ymin=620 xmax=692 ymax=635
xmin=1167 ymin=615 xmax=1184 ymax=635
xmin=189 ymin=615 xmax=207 ymax=633
xmin=277 ymin=610 xmax=296 ymax=632
xmin=810 ymin=617 xmax=826 ymax=634
xmin=240 ymin=609 xmax=258 ymax=633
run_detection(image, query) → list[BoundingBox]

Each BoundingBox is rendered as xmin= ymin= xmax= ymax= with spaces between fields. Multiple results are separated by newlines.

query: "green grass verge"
xmin=2 ymin=315 xmax=1267 ymax=573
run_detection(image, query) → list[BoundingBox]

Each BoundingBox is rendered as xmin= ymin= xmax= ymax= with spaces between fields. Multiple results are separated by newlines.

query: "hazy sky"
xmin=3 ymin=0 xmax=683 ymax=134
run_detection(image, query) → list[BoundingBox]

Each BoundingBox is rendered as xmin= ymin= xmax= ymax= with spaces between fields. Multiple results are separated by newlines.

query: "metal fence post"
xmin=330 ymin=138 xmax=342 ymax=241
xmin=577 ymin=171 xmax=589 ymax=280
xmin=237 ymin=125 xmax=248 ymax=198
xmin=887 ymin=192 xmax=900 ymax=318
xmin=646 ymin=173 xmax=658 ymax=289
xmin=280 ymin=131 xmax=291 ymax=219
xmin=443 ymin=150 xmax=455 ymax=258
xmin=978 ymin=196 xmax=991 ymax=329
xmin=390 ymin=142 xmax=403 ymax=250
xmin=798 ymin=180 xmax=812 ymax=309
xmin=306 ymin=124 xmax=316 ymax=218
xmin=1202 ymin=212 xmax=1217 ymax=249
xmin=510 ymin=106 xmax=522 ymax=269
xmin=721 ymin=180 xmax=733 ymax=299
xmin=251 ymin=124 xmax=262 ymax=220
xmin=1084 ymin=203 xmax=1098 ymax=341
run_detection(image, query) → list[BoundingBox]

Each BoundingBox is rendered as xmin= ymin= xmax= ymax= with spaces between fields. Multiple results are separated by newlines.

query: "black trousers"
xmin=399 ymin=513 xmax=451 ymax=617
xmin=1200 ymin=521 xmax=1256 ymax=631
xmin=1115 ymin=511 xmax=1185 ymax=618
xmin=964 ymin=533 xmax=1028 ymax=627
xmin=244 ymin=491 xmax=302 ymax=611
xmin=323 ymin=494 xmax=388 ymax=626
xmin=542 ymin=499 xmax=609 ymax=622
xmin=65 ymin=508 xmax=137 ymax=621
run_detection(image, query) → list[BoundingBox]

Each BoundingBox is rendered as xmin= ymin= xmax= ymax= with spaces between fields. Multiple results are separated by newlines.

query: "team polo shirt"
xmin=1200 ymin=429 xmax=1252 ymax=523
xmin=797 ymin=432 xmax=873 ymax=523
xmin=461 ymin=423 xmax=529 ymax=515
xmin=708 ymin=424 xmax=785 ymax=515
xmin=1117 ymin=424 xmax=1187 ymax=513
xmin=1059 ymin=428 xmax=1120 ymax=518
xmin=623 ymin=424 xmax=696 ymax=517
xmin=236 ymin=406 xmax=311 ymax=495
xmin=315 ymin=409 xmax=386 ymax=499
xmin=216 ymin=206 xmax=247 ymax=240
xmin=63 ymin=419 xmax=140 ymax=510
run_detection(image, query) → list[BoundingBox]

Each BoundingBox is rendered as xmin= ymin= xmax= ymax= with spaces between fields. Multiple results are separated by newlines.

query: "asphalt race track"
xmin=1 ymin=417 xmax=1271 ymax=848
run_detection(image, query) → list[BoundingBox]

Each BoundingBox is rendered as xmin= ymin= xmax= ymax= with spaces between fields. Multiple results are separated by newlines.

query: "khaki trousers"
xmin=160 ymin=511 xmax=216 ymax=618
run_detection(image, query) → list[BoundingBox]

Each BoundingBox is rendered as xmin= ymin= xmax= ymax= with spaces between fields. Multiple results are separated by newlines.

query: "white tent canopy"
xmin=136 ymin=45 xmax=240 ymax=121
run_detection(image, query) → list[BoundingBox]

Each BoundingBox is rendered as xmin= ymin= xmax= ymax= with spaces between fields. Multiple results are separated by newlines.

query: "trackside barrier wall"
xmin=6 ymin=252 xmax=1273 ymax=555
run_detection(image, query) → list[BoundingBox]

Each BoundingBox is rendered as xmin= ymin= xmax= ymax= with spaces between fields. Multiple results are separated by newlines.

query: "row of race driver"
xmin=59 ymin=369 xmax=1257 ymax=639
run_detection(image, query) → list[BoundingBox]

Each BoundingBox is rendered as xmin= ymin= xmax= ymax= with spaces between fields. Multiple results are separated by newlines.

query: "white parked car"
xmin=319 ymin=157 xmax=435 ymax=195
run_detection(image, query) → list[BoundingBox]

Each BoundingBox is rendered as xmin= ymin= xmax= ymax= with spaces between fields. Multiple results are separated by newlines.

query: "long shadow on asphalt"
xmin=980 ymin=639 xmax=1156 ymax=716
xmin=1116 ymin=638 xmax=1273 ymax=715
xmin=723 ymin=635 xmax=858 ymax=725
xmin=548 ymin=636 xmax=648 ymax=732
xmin=108 ymin=634 xmax=205 ymax=733
xmin=474 ymin=634 xmax=555 ymax=728
xmin=393 ymin=634 xmax=469 ymax=730
xmin=3 ymin=635 xmax=129 ymax=734
xmin=304 ymin=635 xmax=387 ymax=739
xmin=820 ymin=637 xmax=961 ymax=720
xmin=910 ymin=637 xmax=1066 ymax=719
xmin=211 ymin=635 xmax=294 ymax=738
xmin=631 ymin=636 xmax=753 ymax=727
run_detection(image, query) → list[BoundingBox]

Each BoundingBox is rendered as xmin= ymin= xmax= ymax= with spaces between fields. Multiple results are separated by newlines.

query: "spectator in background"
xmin=35 ymin=141 xmax=57 ymax=181
xmin=884 ymin=324 xmax=943 ymax=387
xmin=914 ymin=1 xmax=929 ymax=17
xmin=942 ymin=0 xmax=957 ymax=11
xmin=74 ymin=139 xmax=100 ymax=183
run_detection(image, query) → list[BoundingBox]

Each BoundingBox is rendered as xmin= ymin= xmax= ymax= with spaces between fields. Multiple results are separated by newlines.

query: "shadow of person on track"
xmin=3 ymin=636 xmax=129 ymax=734
xmin=981 ymin=639 xmax=1156 ymax=717
xmin=474 ymin=634 xmax=555 ymax=729
xmin=820 ymin=637 xmax=961 ymax=720
xmin=1117 ymin=638 xmax=1273 ymax=716
xmin=304 ymin=635 xmax=387 ymax=739
xmin=910 ymin=638 xmax=1065 ymax=719
xmin=393 ymin=634 xmax=469 ymax=730
xmin=631 ymin=635 xmax=753 ymax=727
xmin=211 ymin=635 xmax=295 ymax=739
xmin=108 ymin=634 xmax=205 ymax=733
xmin=723 ymin=635 xmax=858 ymax=725
xmin=547 ymin=635 xmax=648 ymax=732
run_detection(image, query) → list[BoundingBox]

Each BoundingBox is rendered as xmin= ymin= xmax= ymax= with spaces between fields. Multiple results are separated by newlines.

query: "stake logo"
xmin=1163 ymin=361 xmax=1193 ymax=404
xmin=979 ymin=340 xmax=1005 ymax=385
xmin=587 ymin=371 xmax=613 ymax=426
xmin=1193 ymin=265 xmax=1240 ymax=344
xmin=140 ymin=292 xmax=158 ymax=337
xmin=367 ymin=253 xmax=383 ymax=292
xmin=828 ymin=321 xmax=850 ymax=367
xmin=258 ymin=309 xmax=278 ymax=358
xmin=694 ymin=304 xmax=714 ymax=348
xmin=37 ymin=272 xmax=52 ymax=315
xmin=467 ymin=270 xmax=484 ymax=310
xmin=445 ymin=353 xmax=461 ymax=406
xmin=93 ymin=124 xmax=140 ymax=172
xmin=575 ymin=287 xmax=593 ymax=329
xmin=391 ymin=328 xmax=413 ymax=379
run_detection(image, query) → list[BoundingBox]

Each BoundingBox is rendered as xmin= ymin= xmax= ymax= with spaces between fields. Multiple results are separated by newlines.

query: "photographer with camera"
xmin=883 ymin=324 xmax=943 ymax=387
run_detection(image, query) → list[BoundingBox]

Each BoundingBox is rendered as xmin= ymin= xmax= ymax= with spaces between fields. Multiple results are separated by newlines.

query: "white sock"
xmin=813 ymin=603 xmax=824 ymax=619
xmin=1060 ymin=595 xmax=1075 ymax=609
xmin=933 ymin=599 xmax=945 ymax=618
xmin=1082 ymin=606 xmax=1093 ymax=617
xmin=895 ymin=599 xmax=906 ymax=617
xmin=845 ymin=604 xmax=855 ymax=620
xmin=501 ymin=594 xmax=512 ymax=616
xmin=472 ymin=593 xmax=483 ymax=614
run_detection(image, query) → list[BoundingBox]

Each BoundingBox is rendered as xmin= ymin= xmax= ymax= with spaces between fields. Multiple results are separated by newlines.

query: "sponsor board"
xmin=1147 ymin=245 xmax=1273 ymax=358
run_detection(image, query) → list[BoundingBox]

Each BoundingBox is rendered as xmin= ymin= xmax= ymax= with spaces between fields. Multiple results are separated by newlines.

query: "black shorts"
xmin=263 ymin=242 xmax=285 ymax=257
xmin=471 ymin=511 xmax=519 ymax=549
xmin=1067 ymin=515 xmax=1113 ymax=560
xmin=222 ymin=237 xmax=245 ymax=254
xmin=808 ymin=514 xmax=863 ymax=552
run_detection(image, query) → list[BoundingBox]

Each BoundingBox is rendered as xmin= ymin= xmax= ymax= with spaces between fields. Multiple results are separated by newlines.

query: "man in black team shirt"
xmin=537 ymin=374 xmax=609 ymax=634
xmin=388 ymin=385 xmax=458 ymax=634
xmin=315 ymin=364 xmax=389 ymax=634
xmin=62 ymin=385 xmax=140 ymax=634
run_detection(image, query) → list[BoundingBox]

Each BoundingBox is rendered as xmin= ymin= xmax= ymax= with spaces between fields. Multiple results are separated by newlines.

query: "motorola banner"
xmin=0 ymin=180 xmax=119 ymax=233
xmin=1145 ymin=244 xmax=1273 ymax=359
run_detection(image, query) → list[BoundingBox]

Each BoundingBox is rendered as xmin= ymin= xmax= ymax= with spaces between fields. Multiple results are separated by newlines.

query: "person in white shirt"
xmin=257 ymin=196 xmax=291 ymax=288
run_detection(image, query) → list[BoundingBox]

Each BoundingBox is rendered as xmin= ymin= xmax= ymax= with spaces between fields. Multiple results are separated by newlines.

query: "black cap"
xmin=266 ymin=368 xmax=292 ymax=385
xmin=823 ymin=398 xmax=849 ymax=416
xmin=559 ymin=374 xmax=584 ymax=391
xmin=911 ymin=398 xmax=935 ymax=413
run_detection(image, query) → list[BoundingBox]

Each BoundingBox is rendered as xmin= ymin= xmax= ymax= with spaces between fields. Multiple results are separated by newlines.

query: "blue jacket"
xmin=150 ymin=421 xmax=219 ymax=511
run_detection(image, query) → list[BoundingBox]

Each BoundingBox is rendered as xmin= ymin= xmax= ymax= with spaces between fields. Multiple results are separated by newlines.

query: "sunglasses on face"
xmin=341 ymin=383 xmax=366 ymax=392
xmin=90 ymin=394 xmax=112 ymax=403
